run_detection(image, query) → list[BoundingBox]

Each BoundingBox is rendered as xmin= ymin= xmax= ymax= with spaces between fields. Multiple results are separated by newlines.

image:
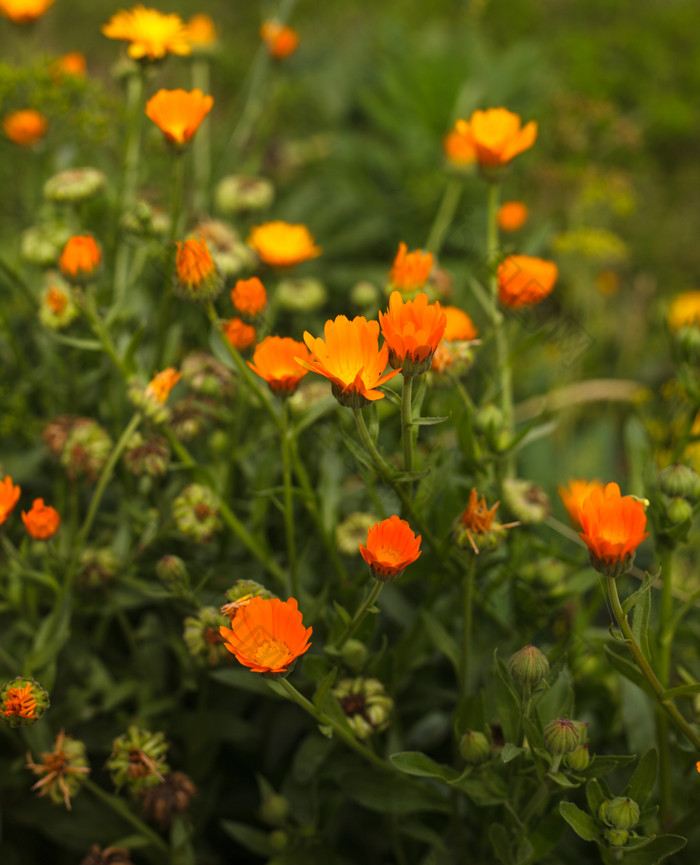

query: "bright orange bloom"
xmin=260 ymin=20 xmax=299 ymax=59
xmin=441 ymin=306 xmax=479 ymax=342
xmin=223 ymin=317 xmax=257 ymax=351
xmin=247 ymin=221 xmax=321 ymax=268
xmin=558 ymin=479 xmax=605 ymax=529
xmin=667 ymin=291 xmax=700 ymax=333
xmin=231 ymin=277 xmax=267 ymax=319
xmin=497 ymin=201 xmax=529 ymax=232
xmin=1 ymin=683 xmax=37 ymax=721
xmin=443 ymin=126 xmax=476 ymax=166
xmin=300 ymin=315 xmax=401 ymax=408
xmin=2 ymin=109 xmax=48 ymax=146
xmin=359 ymin=515 xmax=422 ymax=581
xmin=22 ymin=499 xmax=60 ymax=540
xmin=497 ymin=255 xmax=558 ymax=308
xmin=145 ymin=89 xmax=213 ymax=147
xmin=247 ymin=336 xmax=310 ymax=396
xmin=184 ymin=13 xmax=217 ymax=47
xmin=59 ymin=236 xmax=101 ymax=284
xmin=102 ymin=6 xmax=191 ymax=60
xmin=0 ymin=0 xmax=54 ymax=24
xmin=174 ymin=237 xmax=221 ymax=301
xmin=389 ymin=242 xmax=433 ymax=293
xmin=51 ymin=52 xmax=86 ymax=78
xmin=578 ymin=482 xmax=649 ymax=578
xmin=0 ymin=476 xmax=21 ymax=526
xmin=145 ymin=368 xmax=181 ymax=404
xmin=456 ymin=108 xmax=537 ymax=170
xmin=219 ymin=596 xmax=312 ymax=675
xmin=379 ymin=291 xmax=446 ymax=376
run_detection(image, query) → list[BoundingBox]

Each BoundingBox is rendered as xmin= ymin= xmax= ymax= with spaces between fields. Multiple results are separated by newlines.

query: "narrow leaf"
xmin=622 ymin=571 xmax=657 ymax=615
xmin=559 ymin=802 xmax=599 ymax=842
xmin=626 ymin=749 xmax=658 ymax=806
xmin=410 ymin=415 xmax=450 ymax=426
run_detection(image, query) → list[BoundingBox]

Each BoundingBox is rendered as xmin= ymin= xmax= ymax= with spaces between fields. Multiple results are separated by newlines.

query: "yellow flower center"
xmin=252 ymin=639 xmax=291 ymax=668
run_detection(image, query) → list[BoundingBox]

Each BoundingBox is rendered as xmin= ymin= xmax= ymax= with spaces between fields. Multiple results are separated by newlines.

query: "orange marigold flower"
xmin=59 ymin=235 xmax=101 ymax=284
xmin=51 ymin=51 xmax=86 ymax=78
xmin=184 ymin=13 xmax=217 ymax=48
xmin=2 ymin=109 xmax=48 ymax=146
xmin=497 ymin=254 xmax=558 ymax=308
xmin=497 ymin=201 xmax=529 ymax=232
xmin=379 ymin=291 xmax=447 ymax=376
xmin=231 ymin=277 xmax=268 ymax=319
xmin=389 ymin=242 xmax=433 ymax=293
xmin=247 ymin=336 xmax=310 ymax=396
xmin=22 ymin=498 xmax=60 ymax=540
xmin=102 ymin=5 xmax=191 ymax=61
xmin=667 ymin=291 xmax=700 ymax=333
xmin=1 ymin=677 xmax=50 ymax=727
xmin=174 ymin=237 xmax=222 ymax=301
xmin=1 ymin=682 xmax=36 ymax=721
xmin=558 ymin=478 xmax=605 ymax=529
xmin=219 ymin=596 xmax=312 ymax=675
xmin=0 ymin=0 xmax=54 ymax=24
xmin=359 ymin=515 xmax=422 ymax=581
xmin=300 ymin=315 xmax=401 ymax=408
xmin=443 ymin=125 xmax=476 ymax=167
xmin=145 ymin=368 xmax=181 ymax=404
xmin=456 ymin=488 xmax=517 ymax=554
xmin=260 ymin=20 xmax=299 ymax=60
xmin=0 ymin=475 xmax=21 ymax=526
xmin=146 ymin=88 xmax=213 ymax=147
xmin=247 ymin=221 xmax=321 ymax=268
xmin=578 ymin=482 xmax=649 ymax=578
xmin=455 ymin=108 xmax=537 ymax=170
xmin=223 ymin=317 xmax=257 ymax=351
xmin=441 ymin=306 xmax=479 ymax=342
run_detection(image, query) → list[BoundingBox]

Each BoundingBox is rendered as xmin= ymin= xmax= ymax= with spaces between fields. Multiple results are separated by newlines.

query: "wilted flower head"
xmin=59 ymin=419 xmax=113 ymax=481
xmin=0 ymin=0 xmax=54 ymax=24
xmin=146 ymin=88 xmax=213 ymax=147
xmin=215 ymin=174 xmax=274 ymax=214
xmin=379 ymin=291 xmax=446 ymax=376
xmin=456 ymin=108 xmax=537 ymax=172
xmin=141 ymin=771 xmax=197 ymax=826
xmin=26 ymin=730 xmax=90 ymax=809
xmin=77 ymin=548 xmax=120 ymax=589
xmin=44 ymin=167 xmax=106 ymax=204
xmin=333 ymin=677 xmax=393 ymax=739
xmin=455 ymin=488 xmax=517 ymax=554
xmin=3 ymin=109 xmax=48 ymax=146
xmin=174 ymin=236 xmax=223 ymax=301
xmin=388 ymin=242 xmax=433 ymax=294
xmin=0 ymin=475 xmax=21 ymax=526
xmin=59 ymin=235 xmax=101 ymax=284
xmin=260 ymin=20 xmax=299 ymax=59
xmin=231 ymin=277 xmax=267 ymax=320
xmin=107 ymin=726 xmax=169 ymax=793
xmin=497 ymin=255 xmax=558 ymax=308
xmin=502 ymin=478 xmax=550 ymax=525
xmin=558 ymin=478 xmax=605 ymax=529
xmin=22 ymin=498 xmax=60 ymax=539
xmin=247 ymin=221 xmax=321 ymax=268
xmin=577 ymin=482 xmax=648 ymax=578
xmin=184 ymin=606 xmax=230 ymax=666
xmin=359 ymin=515 xmax=422 ymax=581
xmin=1 ymin=677 xmax=50 ymax=726
xmin=102 ymin=6 xmax=191 ymax=61
xmin=173 ymin=483 xmax=221 ymax=543
xmin=180 ymin=352 xmax=235 ymax=398
xmin=79 ymin=845 xmax=132 ymax=865
xmin=123 ymin=433 xmax=170 ymax=477
xmin=247 ymin=336 xmax=310 ymax=396
xmin=497 ymin=201 xmax=529 ymax=232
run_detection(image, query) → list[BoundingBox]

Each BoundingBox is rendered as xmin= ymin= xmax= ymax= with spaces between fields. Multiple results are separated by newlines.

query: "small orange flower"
xmin=174 ymin=237 xmax=222 ymax=301
xmin=441 ymin=306 xmax=479 ymax=342
xmin=145 ymin=368 xmax=181 ymax=404
xmin=443 ymin=126 xmax=476 ymax=166
xmin=456 ymin=488 xmax=517 ymax=554
xmin=667 ymin=291 xmax=700 ymax=333
xmin=300 ymin=315 xmax=401 ymax=408
xmin=0 ymin=0 xmax=54 ymax=24
xmin=497 ymin=201 xmax=529 ymax=232
xmin=46 ymin=285 xmax=68 ymax=316
xmin=558 ymin=479 xmax=605 ymax=529
xmin=219 ymin=596 xmax=312 ymax=675
xmin=578 ymin=482 xmax=648 ymax=578
xmin=497 ymin=255 xmax=558 ymax=308
xmin=51 ymin=52 xmax=86 ymax=78
xmin=22 ymin=498 xmax=60 ymax=540
xmin=2 ymin=109 xmax=48 ymax=146
xmin=260 ymin=20 xmax=299 ymax=59
xmin=247 ymin=221 xmax=321 ymax=268
xmin=247 ymin=336 xmax=310 ymax=396
xmin=102 ymin=6 xmax=191 ymax=61
xmin=456 ymin=108 xmax=537 ymax=170
xmin=184 ymin=13 xmax=217 ymax=48
xmin=359 ymin=515 xmax=422 ymax=581
xmin=0 ymin=476 xmax=21 ymax=526
xmin=231 ymin=277 xmax=267 ymax=319
xmin=146 ymin=89 xmax=213 ymax=147
xmin=379 ymin=291 xmax=447 ymax=376
xmin=223 ymin=317 xmax=257 ymax=352
xmin=1 ymin=682 xmax=37 ymax=721
xmin=59 ymin=235 xmax=101 ymax=284
xmin=388 ymin=242 xmax=433 ymax=293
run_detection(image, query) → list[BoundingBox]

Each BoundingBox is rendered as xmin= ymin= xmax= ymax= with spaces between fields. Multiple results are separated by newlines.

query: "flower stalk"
xmin=336 ymin=581 xmax=383 ymax=650
xmin=425 ymin=177 xmax=462 ymax=255
xmin=281 ymin=400 xmax=298 ymax=597
xmin=401 ymin=374 xmax=414 ymax=473
xmin=460 ymin=555 xmax=476 ymax=701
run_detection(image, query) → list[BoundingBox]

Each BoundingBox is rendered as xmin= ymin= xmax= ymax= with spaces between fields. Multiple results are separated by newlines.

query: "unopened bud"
xmin=474 ymin=403 xmax=504 ymax=438
xmin=563 ymin=743 xmax=590 ymax=771
xmin=459 ymin=729 xmax=490 ymax=764
xmin=599 ymin=796 xmax=640 ymax=830
xmin=665 ymin=495 xmax=694 ymax=526
xmin=1 ymin=677 xmax=50 ymax=726
xmin=340 ymin=638 xmax=369 ymax=671
xmin=215 ymin=174 xmax=274 ymax=214
xmin=658 ymin=463 xmax=700 ymax=503
xmin=674 ymin=324 xmax=700 ymax=365
xmin=44 ymin=167 xmax=106 ymax=204
xmin=276 ymin=278 xmax=327 ymax=313
xmin=543 ymin=718 xmax=580 ymax=755
xmin=603 ymin=828 xmax=629 ymax=847
xmin=260 ymin=794 xmax=289 ymax=826
xmin=269 ymin=830 xmax=288 ymax=852
xmin=503 ymin=478 xmax=550 ymax=525
xmin=508 ymin=645 xmax=549 ymax=688
xmin=350 ymin=280 xmax=380 ymax=309
xmin=156 ymin=556 xmax=190 ymax=592
xmin=21 ymin=223 xmax=71 ymax=267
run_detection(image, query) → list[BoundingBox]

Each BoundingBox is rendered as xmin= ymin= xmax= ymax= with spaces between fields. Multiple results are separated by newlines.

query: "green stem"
xmin=425 ymin=178 xmax=462 ymax=255
xmin=401 ymin=374 xmax=414 ymax=473
xmin=337 ymin=581 xmax=383 ymax=650
xmin=81 ymin=287 xmax=129 ymax=379
xmin=460 ymin=556 xmax=476 ymax=701
xmin=191 ymin=58 xmax=211 ymax=213
xmin=606 ymin=575 xmax=700 ymax=749
xmin=83 ymin=778 xmax=169 ymax=854
xmin=657 ymin=547 xmax=675 ymax=826
xmin=156 ymin=151 xmax=186 ymax=365
xmin=281 ymin=400 xmax=297 ymax=597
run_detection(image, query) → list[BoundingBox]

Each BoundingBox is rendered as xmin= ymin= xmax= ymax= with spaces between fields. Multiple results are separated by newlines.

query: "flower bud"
xmin=269 ymin=830 xmax=289 ymax=852
xmin=543 ymin=718 xmax=580 ymax=755
xmin=276 ymin=278 xmax=327 ymax=313
xmin=21 ymin=223 xmax=71 ymax=267
xmin=350 ymin=280 xmax=380 ymax=309
xmin=44 ymin=167 xmax=106 ymax=204
xmin=184 ymin=607 xmax=229 ymax=665
xmin=221 ymin=580 xmax=276 ymax=618
xmin=503 ymin=478 xmax=551 ymax=525
xmin=60 ymin=419 xmax=113 ymax=481
xmin=474 ymin=403 xmax=504 ymax=441
xmin=563 ymin=743 xmax=590 ymax=771
xmin=181 ymin=353 xmax=239 ymax=399
xmin=121 ymin=201 xmax=170 ymax=238
xmin=459 ymin=730 xmax=490 ymax=764
xmin=260 ymin=794 xmax=289 ymax=826
xmin=107 ymin=726 xmax=170 ymax=794
xmin=123 ymin=434 xmax=170 ymax=477
xmin=340 ymin=638 xmax=369 ymax=671
xmin=332 ymin=677 xmax=393 ymax=739
xmin=156 ymin=555 xmax=190 ymax=593
xmin=174 ymin=237 xmax=224 ymax=303
xmin=664 ymin=495 xmax=694 ymax=526
xmin=658 ymin=463 xmax=700 ymax=504
xmin=1 ymin=677 xmax=50 ymax=726
xmin=508 ymin=645 xmax=550 ymax=688
xmin=599 ymin=796 xmax=640 ymax=830
xmin=173 ymin=484 xmax=221 ymax=544
xmin=78 ymin=548 xmax=120 ymax=589
xmin=603 ymin=828 xmax=629 ymax=847
xmin=214 ymin=174 xmax=274 ymax=214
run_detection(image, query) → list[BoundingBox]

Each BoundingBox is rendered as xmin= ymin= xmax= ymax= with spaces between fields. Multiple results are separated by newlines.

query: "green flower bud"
xmin=508 ymin=645 xmax=550 ymax=688
xmin=260 ymin=794 xmax=289 ymax=826
xmin=332 ymin=677 xmax=393 ymax=739
xmin=603 ymin=828 xmax=629 ymax=847
xmin=183 ymin=606 xmax=229 ymax=666
xmin=502 ymin=479 xmax=550 ymax=525
xmin=674 ymin=324 xmax=700 ymax=366
xmin=350 ymin=280 xmax=380 ymax=309
xmin=1 ymin=677 xmax=50 ymax=727
xmin=78 ymin=548 xmax=120 ymax=589
xmin=121 ymin=201 xmax=170 ymax=238
xmin=269 ymin=830 xmax=289 ymax=852
xmin=180 ymin=352 xmax=236 ymax=399
xmin=474 ymin=403 xmax=504 ymax=438
xmin=459 ymin=730 xmax=490 ymax=764
xmin=156 ymin=556 xmax=190 ymax=593
xmin=60 ymin=419 xmax=113 ymax=481
xmin=340 ymin=638 xmax=369 ymax=671
xmin=173 ymin=484 xmax=222 ymax=543
xmin=21 ymin=222 xmax=71 ymax=267
xmin=599 ymin=796 xmax=640 ymax=830
xmin=107 ymin=726 xmax=170 ymax=794
xmin=563 ymin=743 xmax=590 ymax=771
xmin=215 ymin=174 xmax=274 ymax=214
xmin=276 ymin=278 xmax=327 ymax=313
xmin=658 ymin=463 xmax=700 ymax=503
xmin=543 ymin=719 xmax=580 ymax=755
xmin=44 ymin=167 xmax=106 ymax=204
xmin=664 ymin=495 xmax=694 ymax=526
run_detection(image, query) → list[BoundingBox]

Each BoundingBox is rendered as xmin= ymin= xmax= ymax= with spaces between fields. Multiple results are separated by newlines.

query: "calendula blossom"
xmin=247 ymin=336 xmax=311 ymax=396
xmin=443 ymin=125 xmax=476 ymax=167
xmin=184 ymin=13 xmax=217 ymax=49
xmin=379 ymin=291 xmax=446 ymax=376
xmin=497 ymin=255 xmax=558 ymax=308
xmin=497 ymin=201 xmax=529 ymax=232
xmin=260 ymin=20 xmax=299 ymax=59
xmin=145 ymin=368 xmax=181 ymax=404
xmin=0 ymin=0 xmax=54 ymax=24
xmin=456 ymin=108 xmax=537 ymax=170
xmin=247 ymin=221 xmax=321 ymax=268
xmin=59 ymin=235 xmax=101 ymax=284
xmin=145 ymin=89 xmax=213 ymax=147
xmin=102 ymin=6 xmax=191 ymax=61
xmin=578 ymin=482 xmax=648 ymax=578
xmin=22 ymin=498 xmax=60 ymax=539
xmin=222 ymin=317 xmax=256 ymax=351
xmin=231 ymin=277 xmax=267 ymax=319
xmin=2 ymin=109 xmax=48 ymax=146
xmin=388 ymin=242 xmax=433 ymax=293
xmin=667 ymin=291 xmax=700 ymax=333
xmin=0 ymin=475 xmax=21 ymax=525
xmin=359 ymin=515 xmax=422 ymax=581
xmin=558 ymin=478 xmax=605 ymax=529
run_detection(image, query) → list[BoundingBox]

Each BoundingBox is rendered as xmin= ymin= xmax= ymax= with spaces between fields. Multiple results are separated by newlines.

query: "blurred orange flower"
xmin=223 ymin=317 xmax=256 ymax=351
xmin=145 ymin=368 xmax=181 ymax=404
xmin=0 ymin=0 xmax=54 ymax=24
xmin=497 ymin=201 xmax=529 ymax=232
xmin=359 ymin=515 xmax=422 ymax=581
xmin=441 ymin=306 xmax=479 ymax=341
xmin=22 ymin=499 xmax=60 ymax=540
xmin=219 ymin=596 xmax=312 ymax=675
xmin=102 ymin=5 xmax=191 ymax=61
xmin=185 ymin=13 xmax=217 ymax=48
xmin=247 ymin=336 xmax=310 ymax=396
xmin=667 ymin=291 xmax=700 ymax=333
xmin=0 ymin=476 xmax=21 ymax=526
xmin=497 ymin=255 xmax=557 ymax=308
xmin=2 ymin=109 xmax=48 ymax=146
xmin=558 ymin=478 xmax=604 ymax=529
xmin=260 ymin=20 xmax=299 ymax=59
xmin=146 ymin=89 xmax=213 ymax=147
xmin=231 ymin=277 xmax=267 ymax=319
xmin=300 ymin=315 xmax=400 ymax=408
xmin=51 ymin=52 xmax=86 ymax=78
xmin=389 ymin=242 xmax=433 ymax=293
xmin=59 ymin=236 xmax=101 ymax=284
xmin=578 ymin=482 xmax=648 ymax=578
xmin=456 ymin=108 xmax=537 ymax=169
xmin=443 ymin=126 xmax=476 ymax=166
xmin=379 ymin=291 xmax=446 ymax=376
xmin=247 ymin=221 xmax=321 ymax=268
xmin=174 ymin=237 xmax=221 ymax=301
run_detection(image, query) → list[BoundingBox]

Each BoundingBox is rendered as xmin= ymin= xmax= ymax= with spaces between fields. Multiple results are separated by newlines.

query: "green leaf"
xmin=333 ymin=600 xmax=352 ymax=625
xmin=549 ymin=771 xmax=580 ymax=787
xmin=46 ymin=332 xmax=103 ymax=351
xmin=400 ymin=822 xmax=448 ymax=853
xmin=393 ymin=469 xmax=431 ymax=482
xmin=342 ymin=768 xmax=450 ymax=814
xmin=494 ymin=654 xmax=521 ymax=744
xmin=377 ymin=385 xmax=402 ymax=407
xmin=390 ymin=751 xmax=458 ymax=782
xmin=339 ymin=428 xmax=377 ymax=473
xmin=292 ymin=734 xmax=333 ymax=782
xmin=603 ymin=645 xmax=653 ymax=696
xmin=420 ymin=610 xmax=460 ymax=673
xmin=559 ymin=802 xmax=599 ymax=842
xmin=626 ymin=748 xmax=658 ymax=806
xmin=490 ymin=823 xmax=514 ymax=865
xmin=410 ymin=415 xmax=450 ymax=426
xmin=622 ymin=571 xmax=657 ymax=615
xmin=631 ymin=586 xmax=652 ymax=662
xmin=209 ymin=667 xmax=272 ymax=695
xmin=501 ymin=743 xmax=525 ymax=763
xmin=220 ymin=821 xmax=273 ymax=857
xmin=575 ymin=754 xmax=636 ymax=780
xmin=25 ymin=594 xmax=72 ymax=674
xmin=585 ymin=779 xmax=606 ymax=819
xmin=659 ymin=682 xmax=700 ymax=700
xmin=450 ymin=773 xmax=507 ymax=805
xmin=613 ymin=834 xmax=686 ymax=865
xmin=312 ymin=668 xmax=338 ymax=712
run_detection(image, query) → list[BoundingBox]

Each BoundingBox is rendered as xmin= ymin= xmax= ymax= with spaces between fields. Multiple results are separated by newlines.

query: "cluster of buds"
xmin=454 ymin=488 xmax=518 ymax=554
xmin=26 ymin=729 xmax=90 ymax=809
xmin=332 ymin=678 xmax=393 ymax=739
xmin=77 ymin=548 xmax=120 ymax=589
xmin=121 ymin=200 xmax=170 ymax=238
xmin=180 ymin=352 xmax=236 ymax=399
xmin=543 ymin=718 xmax=590 ymax=773
xmin=44 ymin=416 xmax=113 ymax=482
xmin=221 ymin=579 xmax=276 ymax=620
xmin=141 ymin=771 xmax=197 ymax=827
xmin=129 ymin=368 xmax=182 ymax=424
xmin=184 ymin=606 xmax=230 ymax=666
xmin=1 ymin=677 xmax=50 ymax=727
xmin=655 ymin=463 xmax=700 ymax=542
xmin=598 ymin=796 xmax=640 ymax=847
xmin=107 ymin=726 xmax=170 ymax=794
xmin=190 ymin=220 xmax=256 ymax=278
xmin=123 ymin=433 xmax=171 ymax=477
xmin=215 ymin=174 xmax=274 ymax=215
xmin=173 ymin=484 xmax=222 ymax=543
